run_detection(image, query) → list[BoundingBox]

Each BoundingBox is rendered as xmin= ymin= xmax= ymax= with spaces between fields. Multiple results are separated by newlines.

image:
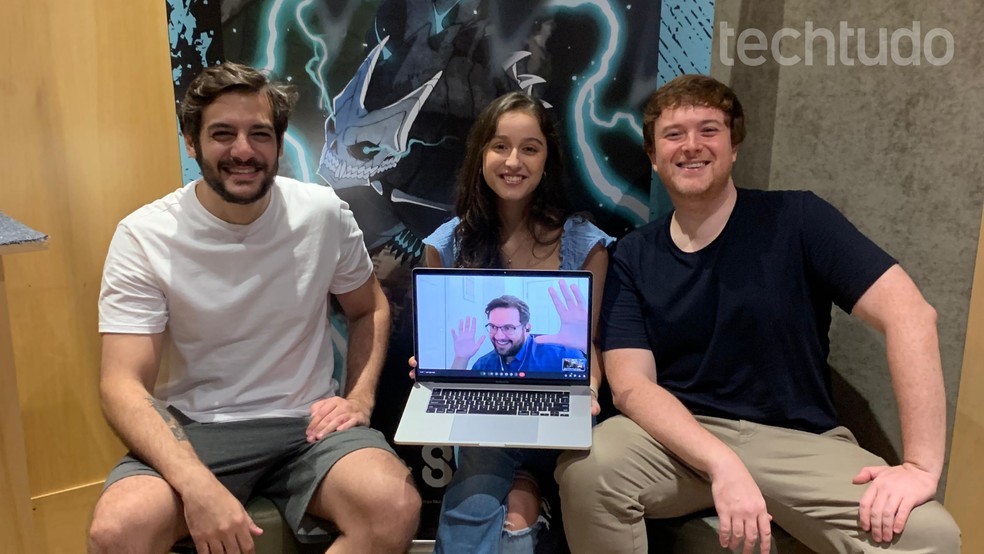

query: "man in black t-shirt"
xmin=556 ymin=75 xmax=959 ymax=554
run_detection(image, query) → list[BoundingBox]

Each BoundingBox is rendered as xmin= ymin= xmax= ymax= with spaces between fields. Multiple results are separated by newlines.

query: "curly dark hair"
xmin=179 ymin=61 xmax=298 ymax=150
xmin=453 ymin=92 xmax=571 ymax=268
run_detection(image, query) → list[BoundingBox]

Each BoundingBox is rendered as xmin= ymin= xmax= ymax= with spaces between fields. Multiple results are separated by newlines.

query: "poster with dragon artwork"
xmin=166 ymin=0 xmax=714 ymax=541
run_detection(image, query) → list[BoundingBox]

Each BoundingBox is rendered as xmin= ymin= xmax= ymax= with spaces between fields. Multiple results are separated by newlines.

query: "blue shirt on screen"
xmin=471 ymin=335 xmax=585 ymax=373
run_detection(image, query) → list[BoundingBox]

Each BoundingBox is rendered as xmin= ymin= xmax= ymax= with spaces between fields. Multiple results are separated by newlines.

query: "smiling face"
xmin=185 ymin=90 xmax=281 ymax=208
xmin=481 ymin=110 xmax=548 ymax=207
xmin=487 ymin=307 xmax=530 ymax=358
xmin=649 ymin=105 xmax=737 ymax=202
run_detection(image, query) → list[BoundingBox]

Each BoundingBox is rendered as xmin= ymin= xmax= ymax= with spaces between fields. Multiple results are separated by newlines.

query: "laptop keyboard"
xmin=427 ymin=388 xmax=570 ymax=416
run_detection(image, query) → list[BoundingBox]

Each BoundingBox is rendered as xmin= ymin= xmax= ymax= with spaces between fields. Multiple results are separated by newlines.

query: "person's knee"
xmin=316 ymin=448 xmax=422 ymax=549
xmin=88 ymin=504 xmax=177 ymax=553
xmin=88 ymin=477 xmax=182 ymax=553
xmin=504 ymin=477 xmax=541 ymax=531
xmin=357 ymin=473 xmax=422 ymax=546
xmin=88 ymin=513 xmax=128 ymax=553
xmin=896 ymin=501 xmax=961 ymax=553
xmin=383 ymin=484 xmax=422 ymax=549
xmin=389 ymin=481 xmax=423 ymax=535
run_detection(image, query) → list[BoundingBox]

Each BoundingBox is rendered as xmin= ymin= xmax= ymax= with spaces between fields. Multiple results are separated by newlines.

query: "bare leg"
xmin=504 ymin=476 xmax=541 ymax=531
xmin=308 ymin=447 xmax=421 ymax=554
xmin=88 ymin=475 xmax=188 ymax=554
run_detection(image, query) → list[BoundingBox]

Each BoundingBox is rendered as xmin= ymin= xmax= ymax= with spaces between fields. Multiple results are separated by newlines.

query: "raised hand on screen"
xmin=451 ymin=316 xmax=485 ymax=369
xmin=533 ymin=279 xmax=589 ymax=352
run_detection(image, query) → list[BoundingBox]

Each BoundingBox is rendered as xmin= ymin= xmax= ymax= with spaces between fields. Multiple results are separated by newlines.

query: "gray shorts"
xmin=104 ymin=411 xmax=398 ymax=544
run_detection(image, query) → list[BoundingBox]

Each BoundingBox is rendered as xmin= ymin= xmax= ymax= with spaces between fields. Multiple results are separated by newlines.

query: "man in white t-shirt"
xmin=88 ymin=62 xmax=421 ymax=554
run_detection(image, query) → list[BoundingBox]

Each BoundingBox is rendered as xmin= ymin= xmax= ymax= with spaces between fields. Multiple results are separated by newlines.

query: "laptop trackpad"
xmin=449 ymin=416 xmax=538 ymax=445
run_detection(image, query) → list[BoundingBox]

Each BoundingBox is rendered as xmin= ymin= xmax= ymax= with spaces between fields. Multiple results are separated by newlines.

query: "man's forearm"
xmin=100 ymin=378 xmax=213 ymax=494
xmin=853 ymin=265 xmax=947 ymax=480
xmin=613 ymin=374 xmax=742 ymax=477
xmin=342 ymin=297 xmax=391 ymax=410
xmin=885 ymin=305 xmax=946 ymax=479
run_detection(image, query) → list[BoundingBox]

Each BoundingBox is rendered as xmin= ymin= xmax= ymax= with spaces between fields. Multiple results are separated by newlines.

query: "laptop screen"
xmin=412 ymin=268 xmax=592 ymax=384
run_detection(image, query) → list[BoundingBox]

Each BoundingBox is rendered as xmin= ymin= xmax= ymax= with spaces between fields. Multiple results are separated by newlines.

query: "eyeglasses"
xmin=485 ymin=323 xmax=523 ymax=335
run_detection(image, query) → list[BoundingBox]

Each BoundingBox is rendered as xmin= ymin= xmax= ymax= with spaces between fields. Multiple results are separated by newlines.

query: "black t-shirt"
xmin=599 ymin=188 xmax=897 ymax=433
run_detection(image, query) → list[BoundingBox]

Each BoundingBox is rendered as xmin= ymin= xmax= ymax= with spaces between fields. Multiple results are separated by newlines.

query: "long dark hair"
xmin=453 ymin=92 xmax=571 ymax=268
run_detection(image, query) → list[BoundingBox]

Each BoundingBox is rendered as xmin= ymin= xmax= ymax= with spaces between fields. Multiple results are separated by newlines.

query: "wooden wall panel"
xmin=1 ymin=0 xmax=178 ymax=549
xmin=32 ymin=482 xmax=105 ymax=554
xmin=945 ymin=205 xmax=984 ymax=552
xmin=0 ymin=257 xmax=38 ymax=554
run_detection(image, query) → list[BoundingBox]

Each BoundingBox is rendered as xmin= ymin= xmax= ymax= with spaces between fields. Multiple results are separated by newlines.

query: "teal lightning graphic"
xmin=253 ymin=0 xmax=355 ymax=384
xmin=294 ymin=0 xmax=333 ymax=114
xmin=251 ymin=0 xmax=335 ymax=183
xmin=248 ymin=0 xmax=711 ymax=226
xmin=255 ymin=0 xmax=640 ymax=208
xmin=255 ymin=0 xmax=333 ymax=115
xmin=549 ymin=0 xmax=648 ymax=225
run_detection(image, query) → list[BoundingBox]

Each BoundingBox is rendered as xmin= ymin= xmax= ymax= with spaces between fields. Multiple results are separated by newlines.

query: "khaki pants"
xmin=556 ymin=415 xmax=960 ymax=554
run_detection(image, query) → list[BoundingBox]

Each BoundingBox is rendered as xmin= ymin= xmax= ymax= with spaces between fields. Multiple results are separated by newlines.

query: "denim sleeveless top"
xmin=422 ymin=215 xmax=615 ymax=269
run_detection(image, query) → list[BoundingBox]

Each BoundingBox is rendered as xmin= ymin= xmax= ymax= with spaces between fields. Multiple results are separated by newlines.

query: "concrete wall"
xmin=712 ymin=0 xmax=984 ymax=501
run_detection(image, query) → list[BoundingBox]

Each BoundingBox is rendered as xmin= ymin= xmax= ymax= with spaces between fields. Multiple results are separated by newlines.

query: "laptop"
xmin=395 ymin=267 xmax=593 ymax=449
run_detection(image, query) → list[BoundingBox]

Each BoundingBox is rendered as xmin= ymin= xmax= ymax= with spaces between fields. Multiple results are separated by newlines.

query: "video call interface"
xmin=414 ymin=271 xmax=591 ymax=382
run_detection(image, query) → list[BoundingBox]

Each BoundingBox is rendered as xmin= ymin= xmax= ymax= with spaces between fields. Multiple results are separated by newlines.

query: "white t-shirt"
xmin=98 ymin=177 xmax=374 ymax=422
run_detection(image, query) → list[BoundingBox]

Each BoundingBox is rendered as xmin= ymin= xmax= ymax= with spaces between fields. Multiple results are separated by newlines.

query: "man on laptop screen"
xmin=450 ymin=295 xmax=586 ymax=373
xmin=396 ymin=268 xmax=592 ymax=450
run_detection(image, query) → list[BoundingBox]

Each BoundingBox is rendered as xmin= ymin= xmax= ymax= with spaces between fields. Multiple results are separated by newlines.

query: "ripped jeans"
xmin=434 ymin=446 xmax=560 ymax=554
